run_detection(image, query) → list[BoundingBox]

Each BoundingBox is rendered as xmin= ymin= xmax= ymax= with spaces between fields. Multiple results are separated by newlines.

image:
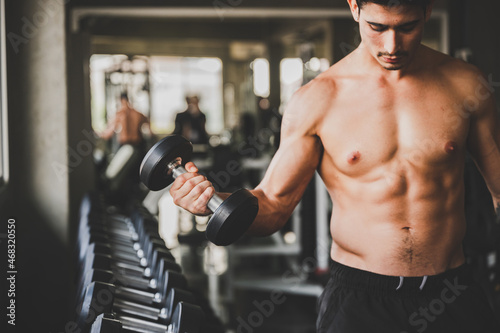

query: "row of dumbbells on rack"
xmin=74 ymin=192 xmax=216 ymax=333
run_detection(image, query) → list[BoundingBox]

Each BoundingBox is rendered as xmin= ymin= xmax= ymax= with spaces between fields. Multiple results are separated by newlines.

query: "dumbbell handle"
xmin=119 ymin=314 xmax=172 ymax=333
xmin=170 ymin=164 xmax=224 ymax=212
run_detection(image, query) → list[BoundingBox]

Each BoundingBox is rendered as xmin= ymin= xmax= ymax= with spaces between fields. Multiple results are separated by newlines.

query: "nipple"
xmin=445 ymin=141 xmax=457 ymax=154
xmin=347 ymin=151 xmax=361 ymax=164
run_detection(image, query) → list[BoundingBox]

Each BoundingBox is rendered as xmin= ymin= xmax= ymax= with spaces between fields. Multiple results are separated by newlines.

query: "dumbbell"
xmin=90 ymin=313 xmax=122 ymax=333
xmin=77 ymin=240 xmax=165 ymax=281
xmin=78 ymin=213 xmax=170 ymax=274
xmin=78 ymin=224 xmax=173 ymax=278
xmin=79 ymin=282 xmax=204 ymax=333
xmin=77 ymin=214 xmax=141 ymax=260
xmin=77 ymin=268 xmax=195 ymax=325
xmin=76 ymin=265 xmax=186 ymax=308
xmin=90 ymin=304 xmax=202 ymax=333
xmin=78 ymin=246 xmax=181 ymax=296
xmin=78 ymin=233 xmax=142 ymax=270
xmin=79 ymin=192 xmax=105 ymax=220
xmin=90 ymin=313 xmax=123 ymax=333
xmin=77 ymin=213 xmax=177 ymax=280
xmin=140 ymin=135 xmax=259 ymax=246
xmin=78 ymin=222 xmax=163 ymax=264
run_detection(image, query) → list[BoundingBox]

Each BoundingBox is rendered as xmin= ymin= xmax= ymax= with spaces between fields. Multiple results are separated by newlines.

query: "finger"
xmin=186 ymin=179 xmax=211 ymax=198
xmin=174 ymin=175 xmax=208 ymax=202
xmin=192 ymin=186 xmax=215 ymax=214
xmin=184 ymin=162 xmax=198 ymax=173
xmin=170 ymin=171 xmax=202 ymax=192
xmin=177 ymin=180 xmax=213 ymax=213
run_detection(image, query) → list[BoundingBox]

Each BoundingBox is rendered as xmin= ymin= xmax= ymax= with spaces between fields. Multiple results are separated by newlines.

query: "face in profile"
xmin=357 ymin=3 xmax=428 ymax=71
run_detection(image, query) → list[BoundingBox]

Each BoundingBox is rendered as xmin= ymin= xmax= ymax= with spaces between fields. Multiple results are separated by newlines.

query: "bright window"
xmin=252 ymin=58 xmax=270 ymax=98
xmin=90 ymin=55 xmax=224 ymax=136
xmin=149 ymin=56 xmax=224 ymax=135
xmin=280 ymin=58 xmax=304 ymax=110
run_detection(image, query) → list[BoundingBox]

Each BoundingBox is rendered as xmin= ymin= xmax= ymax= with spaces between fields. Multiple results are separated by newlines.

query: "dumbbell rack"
xmin=73 ymin=192 xmax=222 ymax=333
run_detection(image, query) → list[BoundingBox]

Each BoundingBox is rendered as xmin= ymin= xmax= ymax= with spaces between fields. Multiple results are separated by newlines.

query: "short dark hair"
xmin=356 ymin=0 xmax=431 ymax=10
xmin=120 ymin=92 xmax=128 ymax=101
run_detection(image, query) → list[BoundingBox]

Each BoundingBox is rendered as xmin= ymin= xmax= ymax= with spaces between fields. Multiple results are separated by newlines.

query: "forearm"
xmin=100 ymin=120 xmax=116 ymax=140
xmin=246 ymin=188 xmax=296 ymax=236
xmin=100 ymin=128 xmax=114 ymax=140
xmin=210 ymin=189 xmax=288 ymax=237
xmin=212 ymin=189 xmax=288 ymax=236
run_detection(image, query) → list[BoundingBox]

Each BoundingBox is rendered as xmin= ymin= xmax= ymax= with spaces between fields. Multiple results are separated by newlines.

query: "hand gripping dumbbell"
xmin=140 ymin=135 xmax=259 ymax=246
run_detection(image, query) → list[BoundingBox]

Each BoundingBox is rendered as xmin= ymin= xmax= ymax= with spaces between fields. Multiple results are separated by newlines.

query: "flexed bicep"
xmin=248 ymin=85 xmax=327 ymax=236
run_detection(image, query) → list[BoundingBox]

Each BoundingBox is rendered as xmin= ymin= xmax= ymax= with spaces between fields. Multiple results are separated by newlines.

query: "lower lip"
xmin=382 ymin=57 xmax=402 ymax=64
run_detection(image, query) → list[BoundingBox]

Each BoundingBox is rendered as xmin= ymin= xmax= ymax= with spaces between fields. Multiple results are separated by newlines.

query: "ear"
xmin=425 ymin=0 xmax=435 ymax=22
xmin=347 ymin=0 xmax=360 ymax=22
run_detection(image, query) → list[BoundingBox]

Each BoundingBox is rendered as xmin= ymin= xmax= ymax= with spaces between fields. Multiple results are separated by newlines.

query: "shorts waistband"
xmin=329 ymin=260 xmax=474 ymax=296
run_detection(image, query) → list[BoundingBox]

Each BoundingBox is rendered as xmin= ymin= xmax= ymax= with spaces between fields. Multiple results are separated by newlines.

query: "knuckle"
xmin=188 ymin=178 xmax=199 ymax=187
xmin=175 ymin=174 xmax=187 ymax=183
xmin=195 ymin=201 xmax=207 ymax=212
xmin=191 ymin=185 xmax=203 ymax=196
xmin=201 ymin=188 xmax=211 ymax=200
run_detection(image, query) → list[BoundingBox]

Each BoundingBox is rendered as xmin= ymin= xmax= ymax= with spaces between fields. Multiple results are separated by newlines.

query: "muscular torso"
xmin=315 ymin=49 xmax=470 ymax=276
xmin=115 ymin=107 xmax=148 ymax=145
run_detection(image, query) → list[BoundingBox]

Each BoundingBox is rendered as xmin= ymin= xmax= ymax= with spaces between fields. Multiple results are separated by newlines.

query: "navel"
xmin=347 ymin=151 xmax=361 ymax=164
xmin=445 ymin=141 xmax=457 ymax=154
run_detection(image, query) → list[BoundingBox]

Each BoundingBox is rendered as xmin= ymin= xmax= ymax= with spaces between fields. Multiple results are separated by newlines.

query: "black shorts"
xmin=316 ymin=261 xmax=500 ymax=333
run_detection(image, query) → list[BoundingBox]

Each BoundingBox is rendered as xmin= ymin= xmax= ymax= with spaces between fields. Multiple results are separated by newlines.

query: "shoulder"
xmin=286 ymin=66 xmax=339 ymax=117
xmin=175 ymin=111 xmax=187 ymax=119
xmin=281 ymin=71 xmax=337 ymax=135
xmin=115 ymin=109 xmax=125 ymax=119
xmin=426 ymin=48 xmax=496 ymax=117
xmin=134 ymin=109 xmax=148 ymax=120
xmin=426 ymin=48 xmax=485 ymax=93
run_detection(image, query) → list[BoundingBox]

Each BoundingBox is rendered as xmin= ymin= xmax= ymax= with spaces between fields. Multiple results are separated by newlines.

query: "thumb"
xmin=184 ymin=162 xmax=198 ymax=173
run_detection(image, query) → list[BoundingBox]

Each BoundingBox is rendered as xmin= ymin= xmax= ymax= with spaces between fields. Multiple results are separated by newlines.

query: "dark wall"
xmin=0 ymin=1 xmax=71 ymax=332
xmin=449 ymin=0 xmax=500 ymax=107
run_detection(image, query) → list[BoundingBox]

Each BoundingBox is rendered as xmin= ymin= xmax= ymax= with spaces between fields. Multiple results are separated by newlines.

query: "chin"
xmin=378 ymin=60 xmax=406 ymax=71
xmin=383 ymin=65 xmax=404 ymax=71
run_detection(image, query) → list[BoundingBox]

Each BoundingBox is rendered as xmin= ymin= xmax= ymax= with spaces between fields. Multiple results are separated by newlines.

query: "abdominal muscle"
xmin=325 ymin=162 xmax=467 ymax=277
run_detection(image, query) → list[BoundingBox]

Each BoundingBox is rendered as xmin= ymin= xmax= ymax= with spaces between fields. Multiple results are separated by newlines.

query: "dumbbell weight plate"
xmin=140 ymin=135 xmax=193 ymax=191
xmin=161 ymin=288 xmax=196 ymax=323
xmin=170 ymin=302 xmax=205 ymax=333
xmin=80 ymin=282 xmax=203 ymax=333
xmin=91 ymin=313 xmax=122 ymax=333
xmin=140 ymin=135 xmax=259 ymax=246
xmin=206 ymin=189 xmax=259 ymax=246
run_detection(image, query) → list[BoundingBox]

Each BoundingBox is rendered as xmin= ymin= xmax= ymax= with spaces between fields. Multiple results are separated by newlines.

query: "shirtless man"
xmin=169 ymin=0 xmax=500 ymax=331
xmin=101 ymin=93 xmax=151 ymax=147
xmin=101 ymin=93 xmax=151 ymax=195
